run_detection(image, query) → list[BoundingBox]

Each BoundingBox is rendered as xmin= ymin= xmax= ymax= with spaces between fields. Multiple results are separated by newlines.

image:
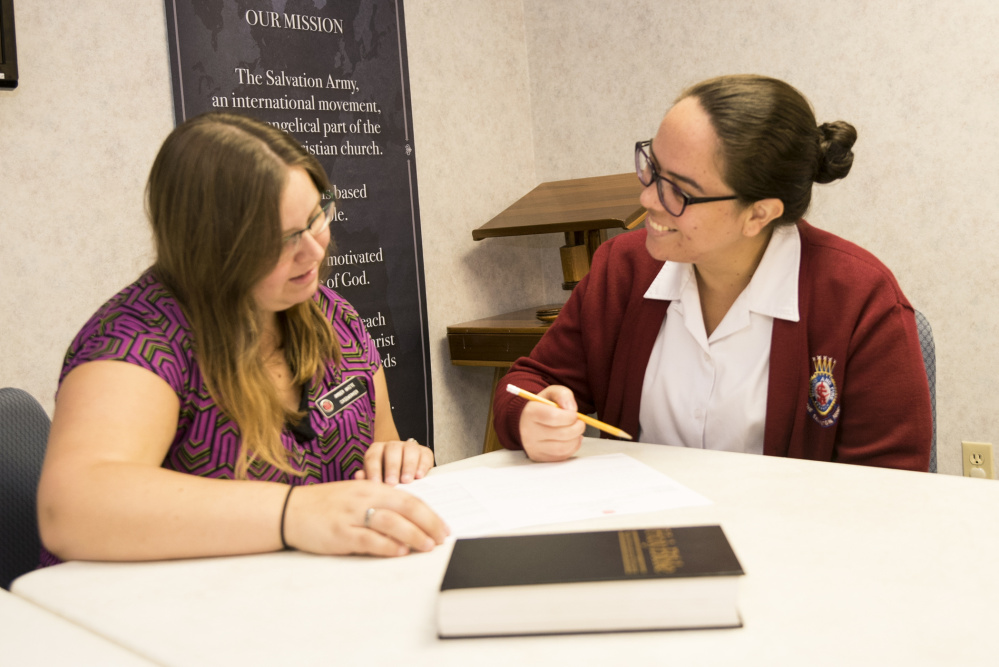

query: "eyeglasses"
xmin=281 ymin=199 xmax=335 ymax=255
xmin=635 ymin=140 xmax=738 ymax=217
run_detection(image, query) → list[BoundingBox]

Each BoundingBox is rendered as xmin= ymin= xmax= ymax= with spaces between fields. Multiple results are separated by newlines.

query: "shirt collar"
xmin=643 ymin=223 xmax=801 ymax=322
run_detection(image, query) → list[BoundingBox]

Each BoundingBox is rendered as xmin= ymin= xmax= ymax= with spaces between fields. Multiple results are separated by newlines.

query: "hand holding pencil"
xmin=508 ymin=383 xmax=632 ymax=463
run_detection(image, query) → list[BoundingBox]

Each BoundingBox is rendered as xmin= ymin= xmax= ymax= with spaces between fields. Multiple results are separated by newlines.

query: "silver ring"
xmin=363 ymin=507 xmax=376 ymax=529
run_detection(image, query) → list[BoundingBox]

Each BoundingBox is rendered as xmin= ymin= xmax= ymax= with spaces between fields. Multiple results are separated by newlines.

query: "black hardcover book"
xmin=437 ymin=525 xmax=744 ymax=638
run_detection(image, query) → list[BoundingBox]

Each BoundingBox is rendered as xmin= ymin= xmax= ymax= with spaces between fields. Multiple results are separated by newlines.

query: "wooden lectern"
xmin=447 ymin=172 xmax=646 ymax=453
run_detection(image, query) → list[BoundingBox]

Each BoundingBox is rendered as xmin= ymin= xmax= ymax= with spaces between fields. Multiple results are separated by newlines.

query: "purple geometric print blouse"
xmin=38 ymin=271 xmax=381 ymax=567
xmin=59 ymin=270 xmax=382 ymax=484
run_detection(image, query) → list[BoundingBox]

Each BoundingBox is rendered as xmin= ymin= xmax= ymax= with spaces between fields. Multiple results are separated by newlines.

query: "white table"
xmin=0 ymin=587 xmax=154 ymax=665
xmin=12 ymin=439 xmax=999 ymax=666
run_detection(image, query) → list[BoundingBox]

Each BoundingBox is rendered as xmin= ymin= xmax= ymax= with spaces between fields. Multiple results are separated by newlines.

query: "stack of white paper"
xmin=400 ymin=453 xmax=711 ymax=538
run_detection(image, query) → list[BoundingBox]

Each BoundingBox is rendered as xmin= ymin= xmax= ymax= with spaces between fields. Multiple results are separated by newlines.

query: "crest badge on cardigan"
xmin=806 ymin=356 xmax=840 ymax=427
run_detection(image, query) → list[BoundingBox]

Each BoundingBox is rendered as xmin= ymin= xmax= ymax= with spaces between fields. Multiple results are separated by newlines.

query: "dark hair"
xmin=679 ymin=75 xmax=857 ymax=224
xmin=147 ymin=112 xmax=337 ymax=478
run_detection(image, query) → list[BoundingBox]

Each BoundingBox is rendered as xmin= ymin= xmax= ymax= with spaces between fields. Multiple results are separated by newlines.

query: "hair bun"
xmin=815 ymin=121 xmax=857 ymax=184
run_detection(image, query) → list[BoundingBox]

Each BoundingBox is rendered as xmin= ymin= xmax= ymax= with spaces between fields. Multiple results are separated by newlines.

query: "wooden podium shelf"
xmin=447 ymin=305 xmax=559 ymax=453
xmin=447 ymin=306 xmax=556 ymax=367
xmin=450 ymin=172 xmax=647 ymax=453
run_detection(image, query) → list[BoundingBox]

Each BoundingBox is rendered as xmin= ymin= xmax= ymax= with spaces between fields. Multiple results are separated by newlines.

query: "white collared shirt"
xmin=639 ymin=224 xmax=801 ymax=454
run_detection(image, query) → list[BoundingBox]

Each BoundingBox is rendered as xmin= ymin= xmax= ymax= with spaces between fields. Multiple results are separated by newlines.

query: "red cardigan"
xmin=493 ymin=222 xmax=932 ymax=471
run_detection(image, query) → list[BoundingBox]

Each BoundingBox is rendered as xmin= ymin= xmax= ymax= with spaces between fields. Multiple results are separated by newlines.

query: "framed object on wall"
xmin=0 ymin=0 xmax=17 ymax=89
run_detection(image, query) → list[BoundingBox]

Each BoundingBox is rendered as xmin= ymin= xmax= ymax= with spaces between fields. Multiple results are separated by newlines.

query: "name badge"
xmin=316 ymin=376 xmax=369 ymax=418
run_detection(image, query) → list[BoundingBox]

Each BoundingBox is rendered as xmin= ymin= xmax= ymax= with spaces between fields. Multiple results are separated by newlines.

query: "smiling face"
xmin=251 ymin=166 xmax=329 ymax=315
xmin=641 ymin=97 xmax=772 ymax=272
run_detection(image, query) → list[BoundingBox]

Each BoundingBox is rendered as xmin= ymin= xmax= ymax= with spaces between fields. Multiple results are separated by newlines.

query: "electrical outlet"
xmin=962 ymin=441 xmax=995 ymax=479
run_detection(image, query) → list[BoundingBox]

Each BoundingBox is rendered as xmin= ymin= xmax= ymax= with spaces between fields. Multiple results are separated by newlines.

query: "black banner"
xmin=164 ymin=0 xmax=433 ymax=447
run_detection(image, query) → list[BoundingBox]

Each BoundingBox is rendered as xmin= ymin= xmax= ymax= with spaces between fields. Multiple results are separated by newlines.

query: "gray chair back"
xmin=914 ymin=311 xmax=937 ymax=473
xmin=0 ymin=388 xmax=50 ymax=589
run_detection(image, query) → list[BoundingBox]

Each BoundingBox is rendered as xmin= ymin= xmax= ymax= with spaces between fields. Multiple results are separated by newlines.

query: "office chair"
xmin=914 ymin=311 xmax=937 ymax=473
xmin=0 ymin=387 xmax=50 ymax=589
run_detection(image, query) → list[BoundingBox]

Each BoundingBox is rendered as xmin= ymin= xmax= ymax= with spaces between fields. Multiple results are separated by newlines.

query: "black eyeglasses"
xmin=635 ymin=140 xmax=738 ymax=217
xmin=280 ymin=199 xmax=335 ymax=256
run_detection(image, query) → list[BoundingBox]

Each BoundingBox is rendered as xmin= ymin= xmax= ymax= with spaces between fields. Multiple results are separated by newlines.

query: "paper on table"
xmin=399 ymin=453 xmax=711 ymax=538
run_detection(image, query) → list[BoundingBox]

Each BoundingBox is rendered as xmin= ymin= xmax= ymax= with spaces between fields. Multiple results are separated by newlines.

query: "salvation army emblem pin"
xmin=315 ymin=376 xmax=369 ymax=418
xmin=806 ymin=355 xmax=840 ymax=428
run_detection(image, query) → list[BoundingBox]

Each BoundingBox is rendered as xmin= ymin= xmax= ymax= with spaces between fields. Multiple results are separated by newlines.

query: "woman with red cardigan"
xmin=493 ymin=75 xmax=931 ymax=471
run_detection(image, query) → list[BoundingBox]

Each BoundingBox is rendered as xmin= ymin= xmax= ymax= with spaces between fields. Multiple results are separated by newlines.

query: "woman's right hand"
xmin=282 ymin=480 xmax=449 ymax=557
xmin=518 ymin=385 xmax=586 ymax=463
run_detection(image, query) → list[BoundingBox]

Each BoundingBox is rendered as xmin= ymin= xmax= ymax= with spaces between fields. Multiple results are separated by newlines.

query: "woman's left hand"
xmin=355 ymin=438 xmax=434 ymax=485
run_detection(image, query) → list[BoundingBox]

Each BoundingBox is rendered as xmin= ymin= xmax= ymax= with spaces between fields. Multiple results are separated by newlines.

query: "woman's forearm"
xmin=38 ymin=459 xmax=289 ymax=562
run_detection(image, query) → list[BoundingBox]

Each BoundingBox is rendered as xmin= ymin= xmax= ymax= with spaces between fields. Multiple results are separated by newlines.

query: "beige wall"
xmin=2 ymin=0 xmax=997 ymax=475
xmin=0 ymin=3 xmax=171 ymax=420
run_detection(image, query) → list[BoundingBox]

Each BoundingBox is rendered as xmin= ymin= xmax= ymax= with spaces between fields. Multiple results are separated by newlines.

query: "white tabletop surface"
xmin=0 ymin=587 xmax=154 ymax=666
xmin=12 ymin=439 xmax=999 ymax=666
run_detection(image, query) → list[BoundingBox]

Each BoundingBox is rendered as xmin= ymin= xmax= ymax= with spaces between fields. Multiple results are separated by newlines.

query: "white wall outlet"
xmin=961 ymin=441 xmax=995 ymax=479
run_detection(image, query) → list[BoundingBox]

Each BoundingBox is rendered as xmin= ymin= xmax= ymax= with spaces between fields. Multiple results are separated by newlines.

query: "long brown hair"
xmin=680 ymin=74 xmax=857 ymax=224
xmin=146 ymin=113 xmax=338 ymax=478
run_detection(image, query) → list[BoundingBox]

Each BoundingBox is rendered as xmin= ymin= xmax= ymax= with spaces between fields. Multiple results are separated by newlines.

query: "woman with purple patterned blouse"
xmin=36 ymin=113 xmax=448 ymax=562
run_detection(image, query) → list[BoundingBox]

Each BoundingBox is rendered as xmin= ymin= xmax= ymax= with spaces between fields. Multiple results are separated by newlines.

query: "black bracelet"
xmin=280 ymin=485 xmax=295 ymax=550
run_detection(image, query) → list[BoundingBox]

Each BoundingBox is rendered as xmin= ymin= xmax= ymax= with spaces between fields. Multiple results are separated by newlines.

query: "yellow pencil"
xmin=506 ymin=383 xmax=633 ymax=440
